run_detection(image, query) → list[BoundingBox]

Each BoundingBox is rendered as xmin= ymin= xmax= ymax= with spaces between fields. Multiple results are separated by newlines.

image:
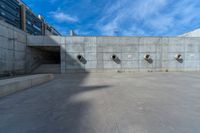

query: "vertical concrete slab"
xmin=160 ymin=37 xmax=169 ymax=72
xmin=0 ymin=21 xmax=27 ymax=76
xmin=61 ymin=44 xmax=66 ymax=74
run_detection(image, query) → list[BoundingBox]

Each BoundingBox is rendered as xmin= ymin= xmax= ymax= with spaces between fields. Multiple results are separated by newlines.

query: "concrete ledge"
xmin=0 ymin=74 xmax=54 ymax=98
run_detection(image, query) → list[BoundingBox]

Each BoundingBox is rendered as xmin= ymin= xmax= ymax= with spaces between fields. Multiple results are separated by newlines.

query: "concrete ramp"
xmin=0 ymin=74 xmax=54 ymax=98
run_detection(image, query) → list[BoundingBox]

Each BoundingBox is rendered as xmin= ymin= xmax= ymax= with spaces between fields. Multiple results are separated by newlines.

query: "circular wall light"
xmin=111 ymin=54 xmax=117 ymax=61
xmin=144 ymin=54 xmax=151 ymax=60
xmin=77 ymin=55 xmax=83 ymax=61
xmin=175 ymin=54 xmax=182 ymax=60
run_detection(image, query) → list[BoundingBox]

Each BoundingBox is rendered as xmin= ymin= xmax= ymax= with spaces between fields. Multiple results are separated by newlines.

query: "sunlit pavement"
xmin=0 ymin=72 xmax=200 ymax=133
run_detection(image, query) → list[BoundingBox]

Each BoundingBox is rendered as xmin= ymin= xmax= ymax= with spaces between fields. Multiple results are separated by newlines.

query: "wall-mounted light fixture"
xmin=77 ymin=54 xmax=87 ymax=64
xmin=111 ymin=54 xmax=121 ymax=64
xmin=144 ymin=54 xmax=151 ymax=61
xmin=144 ymin=54 xmax=153 ymax=64
xmin=77 ymin=55 xmax=83 ymax=61
xmin=175 ymin=54 xmax=182 ymax=60
xmin=175 ymin=54 xmax=183 ymax=63
xmin=111 ymin=54 xmax=117 ymax=61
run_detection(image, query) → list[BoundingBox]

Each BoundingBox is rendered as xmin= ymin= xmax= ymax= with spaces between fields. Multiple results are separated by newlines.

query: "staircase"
xmin=32 ymin=64 xmax=60 ymax=74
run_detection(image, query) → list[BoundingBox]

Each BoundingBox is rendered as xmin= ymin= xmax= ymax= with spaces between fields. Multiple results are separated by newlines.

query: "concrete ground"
xmin=0 ymin=72 xmax=200 ymax=133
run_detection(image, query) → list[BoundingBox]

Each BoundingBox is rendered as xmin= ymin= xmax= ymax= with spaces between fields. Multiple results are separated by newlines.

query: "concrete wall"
xmin=0 ymin=21 xmax=27 ymax=76
xmin=1 ymin=20 xmax=199 ymax=75
xmin=60 ymin=37 xmax=200 ymax=73
xmin=0 ymin=21 xmax=57 ymax=76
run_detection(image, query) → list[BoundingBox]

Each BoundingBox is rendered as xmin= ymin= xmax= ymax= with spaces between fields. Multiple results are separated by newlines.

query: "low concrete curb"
xmin=0 ymin=74 xmax=54 ymax=98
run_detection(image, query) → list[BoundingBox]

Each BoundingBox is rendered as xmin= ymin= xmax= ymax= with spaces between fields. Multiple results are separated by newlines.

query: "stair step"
xmin=32 ymin=64 xmax=60 ymax=74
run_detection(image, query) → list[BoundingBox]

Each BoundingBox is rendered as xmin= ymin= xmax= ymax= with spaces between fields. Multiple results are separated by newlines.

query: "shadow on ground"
xmin=0 ymin=36 xmax=110 ymax=133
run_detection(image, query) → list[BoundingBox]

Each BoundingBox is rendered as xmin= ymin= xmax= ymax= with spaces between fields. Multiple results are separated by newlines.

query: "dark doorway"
xmin=28 ymin=46 xmax=61 ymax=74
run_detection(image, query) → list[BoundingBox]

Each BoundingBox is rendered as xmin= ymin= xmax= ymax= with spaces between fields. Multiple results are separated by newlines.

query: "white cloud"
xmin=133 ymin=0 xmax=167 ymax=19
xmin=96 ymin=0 xmax=200 ymax=36
xmin=50 ymin=10 xmax=78 ymax=23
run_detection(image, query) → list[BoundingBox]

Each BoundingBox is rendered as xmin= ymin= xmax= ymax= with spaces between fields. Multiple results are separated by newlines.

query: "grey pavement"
xmin=0 ymin=72 xmax=200 ymax=133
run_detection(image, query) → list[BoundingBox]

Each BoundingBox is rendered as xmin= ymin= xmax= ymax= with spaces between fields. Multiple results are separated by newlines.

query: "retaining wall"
xmin=1 ymin=23 xmax=200 ymax=74
xmin=61 ymin=37 xmax=200 ymax=73
xmin=0 ymin=21 xmax=27 ymax=76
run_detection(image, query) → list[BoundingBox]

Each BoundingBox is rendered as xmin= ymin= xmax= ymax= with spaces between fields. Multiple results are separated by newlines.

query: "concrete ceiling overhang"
xmin=27 ymin=35 xmax=63 ymax=47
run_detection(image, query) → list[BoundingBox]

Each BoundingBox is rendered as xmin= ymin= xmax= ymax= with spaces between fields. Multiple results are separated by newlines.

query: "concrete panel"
xmin=185 ymin=53 xmax=200 ymax=61
xmin=0 ymin=49 xmax=7 ymax=60
xmin=66 ymin=37 xmax=96 ymax=45
xmin=121 ymin=60 xmax=139 ymax=69
xmin=184 ymin=61 xmax=200 ymax=71
xmin=185 ymin=43 xmax=200 ymax=53
xmin=8 ymin=28 xmax=14 ymax=39
xmin=84 ymin=53 xmax=97 ymax=61
xmin=14 ymin=31 xmax=26 ymax=43
xmin=85 ymin=61 xmax=97 ymax=69
xmin=0 ymin=36 xmax=8 ymax=49
xmin=139 ymin=60 xmax=155 ymax=69
xmin=6 ymin=61 xmax=13 ymax=71
xmin=139 ymin=37 xmax=161 ymax=45
xmin=0 ymin=24 xmax=9 ymax=37
xmin=83 ymin=37 xmax=96 ymax=45
xmin=27 ymin=36 xmax=44 ymax=45
xmin=121 ymin=53 xmax=139 ymax=61
xmin=122 ymin=45 xmax=139 ymax=53
xmin=15 ymin=42 xmax=26 ymax=52
xmin=103 ymin=61 xmax=121 ymax=69
xmin=65 ymin=60 xmax=85 ymax=69
xmin=60 ymin=44 xmax=66 ymax=59
xmin=7 ymin=40 xmax=14 ymax=50
xmin=43 ymin=36 xmax=62 ymax=45
xmin=60 ymin=37 xmax=65 ymax=44
xmin=66 ymin=45 xmax=84 ymax=52
xmin=0 ymin=60 xmax=7 ymax=71
xmin=139 ymin=44 xmax=157 ymax=53
xmin=166 ymin=60 xmax=185 ymax=70
xmin=102 ymin=46 xmax=114 ymax=53
xmin=97 ymin=37 xmax=121 ymax=45
xmin=0 ymin=21 xmax=27 ymax=76
xmin=14 ymin=52 xmax=25 ymax=60
xmin=14 ymin=61 xmax=25 ymax=70
xmin=97 ymin=37 xmax=139 ymax=45
xmin=85 ymin=45 xmax=97 ymax=52
xmin=168 ymin=38 xmax=185 ymax=52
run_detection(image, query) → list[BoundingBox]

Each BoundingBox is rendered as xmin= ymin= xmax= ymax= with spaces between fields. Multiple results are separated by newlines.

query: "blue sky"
xmin=22 ymin=0 xmax=200 ymax=36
